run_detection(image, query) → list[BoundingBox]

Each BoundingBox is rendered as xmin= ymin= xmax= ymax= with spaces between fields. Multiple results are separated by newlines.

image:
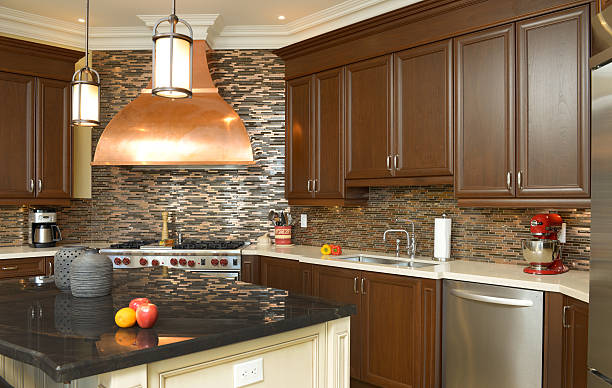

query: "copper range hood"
xmin=92 ymin=41 xmax=254 ymax=168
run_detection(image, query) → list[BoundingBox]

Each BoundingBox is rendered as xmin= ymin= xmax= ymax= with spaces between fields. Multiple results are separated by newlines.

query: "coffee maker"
xmin=522 ymin=213 xmax=569 ymax=275
xmin=30 ymin=208 xmax=62 ymax=248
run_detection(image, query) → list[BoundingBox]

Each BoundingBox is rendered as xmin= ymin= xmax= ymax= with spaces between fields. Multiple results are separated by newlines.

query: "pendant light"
xmin=152 ymin=0 xmax=193 ymax=99
xmin=71 ymin=0 xmax=100 ymax=127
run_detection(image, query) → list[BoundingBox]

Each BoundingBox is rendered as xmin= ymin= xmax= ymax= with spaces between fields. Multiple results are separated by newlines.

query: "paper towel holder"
xmin=433 ymin=213 xmax=454 ymax=262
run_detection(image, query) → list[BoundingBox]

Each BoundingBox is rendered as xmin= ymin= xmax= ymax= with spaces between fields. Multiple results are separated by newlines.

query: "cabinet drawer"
xmin=0 ymin=257 xmax=48 ymax=279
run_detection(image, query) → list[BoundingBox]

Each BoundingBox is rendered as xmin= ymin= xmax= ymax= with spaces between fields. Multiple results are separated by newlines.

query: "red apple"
xmin=129 ymin=298 xmax=150 ymax=311
xmin=136 ymin=303 xmax=158 ymax=328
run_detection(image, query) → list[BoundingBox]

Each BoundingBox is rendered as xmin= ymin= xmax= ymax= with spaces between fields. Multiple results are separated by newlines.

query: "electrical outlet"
xmin=301 ymin=214 xmax=307 ymax=228
xmin=234 ymin=358 xmax=263 ymax=387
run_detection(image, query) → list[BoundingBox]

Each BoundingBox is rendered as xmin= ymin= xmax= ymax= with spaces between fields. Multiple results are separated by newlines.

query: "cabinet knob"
xmin=386 ymin=156 xmax=392 ymax=171
xmin=506 ymin=172 xmax=512 ymax=190
xmin=563 ymin=305 xmax=571 ymax=328
xmin=361 ymin=278 xmax=366 ymax=294
xmin=29 ymin=179 xmax=34 ymax=193
xmin=394 ymin=155 xmax=399 ymax=169
xmin=37 ymin=179 xmax=42 ymax=193
xmin=353 ymin=277 xmax=358 ymax=294
xmin=307 ymin=179 xmax=312 ymax=192
xmin=517 ymin=171 xmax=523 ymax=190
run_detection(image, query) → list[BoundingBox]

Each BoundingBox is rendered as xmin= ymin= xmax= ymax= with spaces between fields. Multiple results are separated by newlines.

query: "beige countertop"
xmin=243 ymin=245 xmax=590 ymax=303
xmin=0 ymin=243 xmax=108 ymax=260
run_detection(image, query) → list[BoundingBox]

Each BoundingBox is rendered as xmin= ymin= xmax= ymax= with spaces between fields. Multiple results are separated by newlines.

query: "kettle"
xmin=33 ymin=224 xmax=61 ymax=247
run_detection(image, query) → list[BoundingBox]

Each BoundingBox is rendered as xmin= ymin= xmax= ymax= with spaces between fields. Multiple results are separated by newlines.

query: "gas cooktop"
xmin=108 ymin=240 xmax=246 ymax=250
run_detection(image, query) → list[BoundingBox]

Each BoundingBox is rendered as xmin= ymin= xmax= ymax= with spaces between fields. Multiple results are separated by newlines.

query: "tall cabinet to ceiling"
xmin=277 ymin=0 xmax=593 ymax=208
xmin=0 ymin=37 xmax=82 ymax=205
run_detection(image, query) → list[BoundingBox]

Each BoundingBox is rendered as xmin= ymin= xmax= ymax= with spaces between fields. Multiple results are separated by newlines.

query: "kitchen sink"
xmin=334 ymin=255 xmax=437 ymax=268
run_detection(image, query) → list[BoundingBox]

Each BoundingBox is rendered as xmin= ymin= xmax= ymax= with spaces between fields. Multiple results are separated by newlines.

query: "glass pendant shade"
xmin=152 ymin=8 xmax=193 ymax=99
xmin=71 ymin=68 xmax=100 ymax=126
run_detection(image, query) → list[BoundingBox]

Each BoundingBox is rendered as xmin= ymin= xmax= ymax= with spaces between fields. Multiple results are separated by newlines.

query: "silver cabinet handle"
xmin=386 ymin=155 xmax=391 ymax=170
xmin=394 ymin=155 xmax=399 ymax=169
xmin=361 ymin=278 xmax=366 ymax=294
xmin=29 ymin=179 xmax=34 ymax=192
xmin=450 ymin=289 xmax=534 ymax=307
xmin=563 ymin=305 xmax=571 ymax=328
xmin=506 ymin=172 xmax=512 ymax=190
xmin=37 ymin=179 xmax=42 ymax=193
xmin=1 ymin=266 xmax=18 ymax=271
xmin=353 ymin=277 xmax=358 ymax=294
xmin=517 ymin=171 xmax=523 ymax=190
xmin=47 ymin=260 xmax=53 ymax=275
xmin=313 ymin=179 xmax=319 ymax=193
xmin=307 ymin=179 xmax=312 ymax=192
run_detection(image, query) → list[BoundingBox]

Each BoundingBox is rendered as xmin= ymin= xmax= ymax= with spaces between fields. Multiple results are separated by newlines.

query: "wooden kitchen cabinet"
xmin=516 ymin=6 xmax=590 ymax=199
xmin=260 ymin=256 xmax=312 ymax=295
xmin=311 ymin=264 xmax=441 ymax=388
xmin=286 ymin=75 xmax=313 ymax=200
xmin=394 ymin=39 xmax=453 ymax=179
xmin=312 ymin=265 xmax=362 ymax=378
xmin=0 ymin=37 xmax=81 ymax=205
xmin=0 ymin=257 xmax=51 ymax=279
xmin=345 ymin=55 xmax=393 ymax=180
xmin=544 ymin=292 xmax=589 ymax=388
xmin=240 ymin=255 xmax=260 ymax=285
xmin=454 ymin=24 xmax=516 ymax=199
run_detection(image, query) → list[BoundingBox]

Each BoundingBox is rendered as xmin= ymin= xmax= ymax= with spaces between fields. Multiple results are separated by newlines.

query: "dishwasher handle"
xmin=450 ymin=288 xmax=534 ymax=307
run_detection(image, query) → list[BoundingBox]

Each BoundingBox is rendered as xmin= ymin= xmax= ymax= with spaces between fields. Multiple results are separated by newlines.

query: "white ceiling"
xmin=0 ymin=0 xmax=421 ymax=49
xmin=0 ymin=0 xmax=346 ymax=27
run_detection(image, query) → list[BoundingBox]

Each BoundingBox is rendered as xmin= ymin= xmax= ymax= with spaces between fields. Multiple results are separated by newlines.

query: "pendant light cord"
xmin=85 ymin=0 xmax=89 ymax=69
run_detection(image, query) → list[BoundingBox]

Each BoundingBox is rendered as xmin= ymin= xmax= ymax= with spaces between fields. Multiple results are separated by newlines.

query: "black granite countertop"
xmin=0 ymin=268 xmax=355 ymax=382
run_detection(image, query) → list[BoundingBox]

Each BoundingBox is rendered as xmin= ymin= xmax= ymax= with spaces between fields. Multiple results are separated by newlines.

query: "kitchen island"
xmin=0 ymin=267 xmax=354 ymax=387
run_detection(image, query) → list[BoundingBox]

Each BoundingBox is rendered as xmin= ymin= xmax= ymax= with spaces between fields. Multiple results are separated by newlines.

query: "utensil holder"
xmin=274 ymin=226 xmax=292 ymax=246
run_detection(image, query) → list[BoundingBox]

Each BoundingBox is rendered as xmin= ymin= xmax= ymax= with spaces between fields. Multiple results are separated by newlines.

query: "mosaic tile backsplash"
xmin=292 ymin=186 xmax=591 ymax=270
xmin=0 ymin=49 xmax=591 ymax=269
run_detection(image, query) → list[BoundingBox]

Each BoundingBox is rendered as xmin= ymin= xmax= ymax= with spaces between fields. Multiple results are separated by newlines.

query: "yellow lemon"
xmin=115 ymin=307 xmax=137 ymax=328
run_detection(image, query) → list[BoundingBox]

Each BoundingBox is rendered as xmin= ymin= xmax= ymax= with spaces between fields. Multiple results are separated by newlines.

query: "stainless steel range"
xmin=99 ymin=240 xmax=246 ymax=280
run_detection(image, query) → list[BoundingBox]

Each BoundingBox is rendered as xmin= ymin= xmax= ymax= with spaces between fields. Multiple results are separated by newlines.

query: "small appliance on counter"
xmin=29 ymin=208 xmax=62 ymax=248
xmin=521 ymin=213 xmax=568 ymax=275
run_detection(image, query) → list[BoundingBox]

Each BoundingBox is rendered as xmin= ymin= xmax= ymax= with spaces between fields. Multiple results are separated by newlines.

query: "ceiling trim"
xmin=0 ymin=0 xmax=420 ymax=50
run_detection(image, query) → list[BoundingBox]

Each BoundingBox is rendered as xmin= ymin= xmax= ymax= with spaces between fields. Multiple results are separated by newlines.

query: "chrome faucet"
xmin=383 ymin=229 xmax=410 ymax=257
xmin=397 ymin=218 xmax=416 ymax=259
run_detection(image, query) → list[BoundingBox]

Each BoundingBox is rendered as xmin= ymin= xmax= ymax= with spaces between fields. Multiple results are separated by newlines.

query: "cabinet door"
xmin=0 ymin=72 xmax=35 ymax=198
xmin=240 ymin=255 xmax=260 ymax=285
xmin=260 ymin=257 xmax=311 ymax=295
xmin=563 ymin=296 xmax=588 ymax=388
xmin=314 ymin=68 xmax=344 ymax=198
xmin=36 ymin=78 xmax=71 ymax=198
xmin=312 ymin=265 xmax=362 ymax=379
xmin=286 ymin=76 xmax=314 ymax=199
xmin=361 ymin=272 xmax=422 ymax=388
xmin=394 ymin=39 xmax=453 ymax=177
xmin=516 ymin=6 xmax=590 ymax=198
xmin=345 ymin=55 xmax=393 ymax=179
xmin=455 ymin=25 xmax=516 ymax=198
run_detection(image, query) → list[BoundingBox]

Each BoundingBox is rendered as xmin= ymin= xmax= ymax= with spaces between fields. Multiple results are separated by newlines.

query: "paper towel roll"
xmin=434 ymin=216 xmax=452 ymax=260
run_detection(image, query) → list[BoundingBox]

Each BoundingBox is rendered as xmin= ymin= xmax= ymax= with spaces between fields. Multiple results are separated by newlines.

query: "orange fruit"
xmin=115 ymin=307 xmax=137 ymax=328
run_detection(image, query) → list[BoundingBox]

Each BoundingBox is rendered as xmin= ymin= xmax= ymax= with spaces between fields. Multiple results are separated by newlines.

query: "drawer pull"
xmin=361 ymin=278 xmax=366 ymax=294
xmin=353 ymin=277 xmax=358 ymax=294
xmin=1 ymin=266 xmax=18 ymax=271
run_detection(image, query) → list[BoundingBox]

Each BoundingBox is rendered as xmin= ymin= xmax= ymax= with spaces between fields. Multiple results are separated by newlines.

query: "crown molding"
xmin=0 ymin=0 xmax=421 ymax=50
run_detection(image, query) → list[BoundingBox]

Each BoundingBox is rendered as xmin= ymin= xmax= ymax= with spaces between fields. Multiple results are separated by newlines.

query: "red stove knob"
xmin=170 ymin=258 xmax=178 ymax=266
xmin=114 ymin=257 xmax=122 ymax=265
xmin=211 ymin=258 xmax=219 ymax=266
xmin=122 ymin=257 xmax=131 ymax=265
xmin=220 ymin=258 xmax=228 ymax=267
xmin=188 ymin=260 xmax=195 ymax=267
xmin=151 ymin=259 xmax=160 ymax=266
xmin=179 ymin=258 xmax=187 ymax=266
xmin=139 ymin=258 xmax=148 ymax=266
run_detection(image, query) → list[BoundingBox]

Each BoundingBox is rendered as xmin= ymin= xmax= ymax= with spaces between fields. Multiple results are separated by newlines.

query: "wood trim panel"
xmin=421 ymin=279 xmax=441 ymax=388
xmin=0 ymin=36 xmax=83 ymax=82
xmin=287 ymin=198 xmax=367 ymax=207
xmin=543 ymin=292 xmax=564 ymax=388
xmin=345 ymin=176 xmax=454 ymax=188
xmin=276 ymin=0 xmax=591 ymax=79
xmin=0 ymin=198 xmax=71 ymax=206
xmin=457 ymin=197 xmax=591 ymax=208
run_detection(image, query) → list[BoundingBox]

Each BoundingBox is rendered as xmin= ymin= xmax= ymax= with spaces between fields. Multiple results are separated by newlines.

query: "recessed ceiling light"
xmin=78 ymin=18 xmax=85 ymax=23
xmin=277 ymin=15 xmax=286 ymax=20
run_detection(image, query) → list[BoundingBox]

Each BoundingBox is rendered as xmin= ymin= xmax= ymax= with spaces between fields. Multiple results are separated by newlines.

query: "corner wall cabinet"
xmin=0 ymin=37 xmax=82 ymax=205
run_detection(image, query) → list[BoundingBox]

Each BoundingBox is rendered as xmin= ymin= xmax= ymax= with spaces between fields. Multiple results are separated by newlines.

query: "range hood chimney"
xmin=92 ymin=41 xmax=254 ymax=168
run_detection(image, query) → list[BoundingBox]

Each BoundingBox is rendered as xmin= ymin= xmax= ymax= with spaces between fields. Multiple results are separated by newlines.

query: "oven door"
xmin=187 ymin=270 xmax=240 ymax=281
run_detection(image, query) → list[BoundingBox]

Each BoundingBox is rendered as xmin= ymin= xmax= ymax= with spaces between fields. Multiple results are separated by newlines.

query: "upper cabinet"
xmin=278 ymin=1 xmax=592 ymax=207
xmin=0 ymin=37 xmax=81 ymax=205
xmin=345 ymin=55 xmax=393 ymax=180
xmin=394 ymin=39 xmax=453 ymax=179
xmin=516 ymin=6 xmax=590 ymax=198
xmin=454 ymin=25 xmax=516 ymax=198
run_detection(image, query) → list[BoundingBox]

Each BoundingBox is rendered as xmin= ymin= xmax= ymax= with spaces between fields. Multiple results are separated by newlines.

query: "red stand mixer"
xmin=522 ymin=213 xmax=569 ymax=275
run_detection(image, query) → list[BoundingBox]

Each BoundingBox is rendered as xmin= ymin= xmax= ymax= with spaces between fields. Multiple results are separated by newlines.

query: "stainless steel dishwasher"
xmin=442 ymin=280 xmax=544 ymax=388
